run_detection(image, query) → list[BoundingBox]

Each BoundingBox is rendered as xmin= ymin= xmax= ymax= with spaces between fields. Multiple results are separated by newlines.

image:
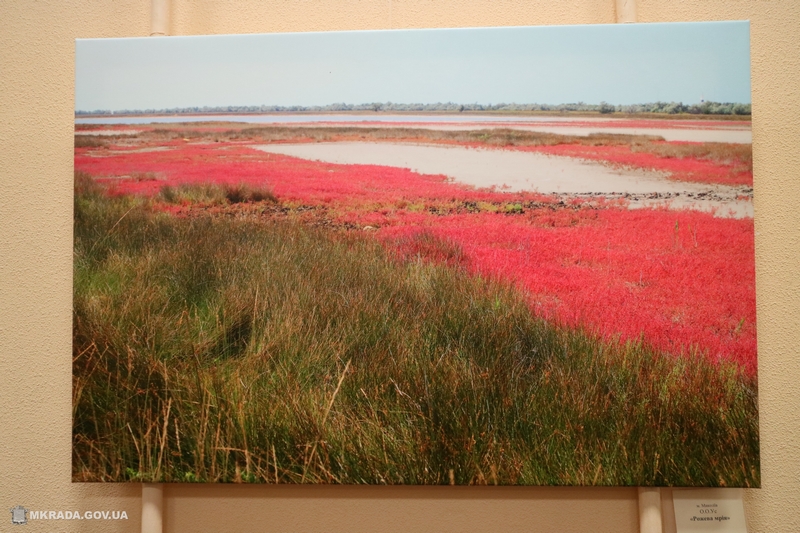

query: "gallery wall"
xmin=1 ymin=1 xmax=798 ymax=531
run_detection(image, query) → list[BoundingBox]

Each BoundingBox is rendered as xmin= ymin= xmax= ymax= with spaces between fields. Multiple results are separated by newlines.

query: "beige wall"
xmin=1 ymin=1 xmax=797 ymax=531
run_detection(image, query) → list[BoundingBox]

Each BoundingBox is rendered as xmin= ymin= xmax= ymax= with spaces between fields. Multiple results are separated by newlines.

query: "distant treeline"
xmin=76 ymin=101 xmax=751 ymax=116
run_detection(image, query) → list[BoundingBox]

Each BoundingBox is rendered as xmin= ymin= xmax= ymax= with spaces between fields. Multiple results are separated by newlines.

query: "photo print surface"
xmin=73 ymin=22 xmax=758 ymax=485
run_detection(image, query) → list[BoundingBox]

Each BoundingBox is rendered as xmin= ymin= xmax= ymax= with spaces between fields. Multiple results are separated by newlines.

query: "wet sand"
xmin=254 ymin=142 xmax=752 ymax=218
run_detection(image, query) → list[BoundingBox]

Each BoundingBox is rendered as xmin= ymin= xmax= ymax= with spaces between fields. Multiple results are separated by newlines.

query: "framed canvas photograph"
xmin=73 ymin=22 xmax=757 ymax=486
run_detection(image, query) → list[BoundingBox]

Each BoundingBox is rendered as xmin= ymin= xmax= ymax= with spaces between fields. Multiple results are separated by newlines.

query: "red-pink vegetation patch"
xmin=75 ymin=141 xmax=756 ymax=372
xmin=379 ymin=209 xmax=755 ymax=373
xmin=75 ymin=142 xmax=551 ymax=206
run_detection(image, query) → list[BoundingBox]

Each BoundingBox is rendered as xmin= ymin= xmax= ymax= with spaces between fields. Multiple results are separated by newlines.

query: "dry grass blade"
xmin=302 ymin=359 xmax=352 ymax=483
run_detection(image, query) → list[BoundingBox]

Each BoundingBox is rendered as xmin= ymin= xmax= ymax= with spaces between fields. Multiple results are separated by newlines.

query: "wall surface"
xmin=1 ymin=1 xmax=798 ymax=532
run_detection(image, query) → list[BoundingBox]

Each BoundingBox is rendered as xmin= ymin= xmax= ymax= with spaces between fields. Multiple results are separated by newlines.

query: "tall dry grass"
xmin=73 ymin=176 xmax=759 ymax=485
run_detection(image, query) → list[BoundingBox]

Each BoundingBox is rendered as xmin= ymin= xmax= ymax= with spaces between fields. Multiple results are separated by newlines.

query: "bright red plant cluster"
xmin=75 ymin=139 xmax=756 ymax=372
xmin=380 ymin=210 xmax=755 ymax=372
xmin=74 ymin=143 xmax=550 ymax=206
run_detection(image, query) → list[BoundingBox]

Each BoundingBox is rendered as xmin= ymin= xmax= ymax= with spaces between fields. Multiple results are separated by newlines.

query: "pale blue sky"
xmin=75 ymin=22 xmax=750 ymax=112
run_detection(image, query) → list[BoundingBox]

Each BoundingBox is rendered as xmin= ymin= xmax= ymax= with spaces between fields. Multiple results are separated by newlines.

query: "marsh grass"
xmin=223 ymin=182 xmax=278 ymax=204
xmin=74 ymin=135 xmax=109 ymax=148
xmin=630 ymin=141 xmax=752 ymax=170
xmin=73 ymin=176 xmax=759 ymax=486
xmin=158 ymin=182 xmax=277 ymax=205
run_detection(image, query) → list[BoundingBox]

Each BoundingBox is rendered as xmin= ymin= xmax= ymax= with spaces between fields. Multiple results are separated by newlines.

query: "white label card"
xmin=673 ymin=488 xmax=748 ymax=533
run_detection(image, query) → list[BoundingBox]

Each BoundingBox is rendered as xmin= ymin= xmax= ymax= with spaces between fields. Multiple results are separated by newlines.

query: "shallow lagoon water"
xmin=254 ymin=142 xmax=752 ymax=218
